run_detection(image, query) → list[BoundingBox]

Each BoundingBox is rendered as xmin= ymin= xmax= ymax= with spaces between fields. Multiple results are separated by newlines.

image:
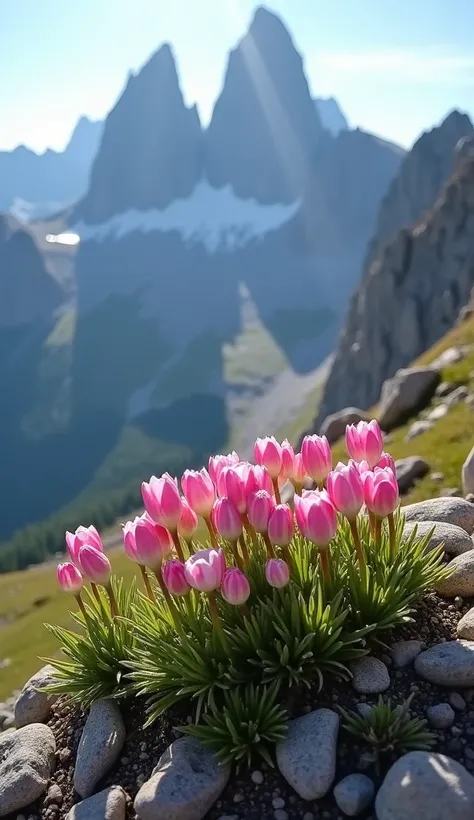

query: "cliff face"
xmin=316 ymin=136 xmax=474 ymax=425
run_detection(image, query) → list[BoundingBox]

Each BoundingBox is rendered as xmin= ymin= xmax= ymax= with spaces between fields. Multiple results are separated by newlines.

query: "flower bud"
xmin=345 ymin=420 xmax=383 ymax=468
xmin=254 ymin=436 xmax=283 ymax=479
xmin=280 ymin=439 xmax=295 ymax=479
xmin=182 ymin=468 xmax=216 ymax=517
xmin=65 ymin=525 xmax=103 ymax=567
xmin=177 ymin=497 xmax=199 ymax=542
xmin=247 ymin=490 xmax=275 ymax=534
xmin=294 ymin=490 xmax=337 ymax=547
xmin=208 ymin=452 xmax=240 ymax=486
xmin=78 ymin=545 xmax=112 ymax=586
xmin=141 ymin=473 xmax=182 ymax=530
xmin=364 ymin=467 xmax=399 ymax=518
xmin=301 ymin=435 xmax=332 ymax=484
xmin=162 ymin=559 xmax=190 ymax=596
xmin=265 ymin=558 xmax=290 ymax=588
xmin=213 ymin=497 xmax=242 ymax=542
xmin=268 ymin=504 xmax=294 ymax=547
xmin=221 ymin=568 xmax=250 ymax=605
xmin=184 ymin=548 xmax=226 ymax=592
xmin=326 ymin=462 xmax=364 ymax=521
xmin=123 ymin=515 xmax=173 ymax=569
xmin=57 ymin=562 xmax=83 ymax=594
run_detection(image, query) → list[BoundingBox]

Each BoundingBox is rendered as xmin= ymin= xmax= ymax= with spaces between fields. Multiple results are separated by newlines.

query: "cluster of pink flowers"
xmin=56 ymin=421 xmax=400 ymax=613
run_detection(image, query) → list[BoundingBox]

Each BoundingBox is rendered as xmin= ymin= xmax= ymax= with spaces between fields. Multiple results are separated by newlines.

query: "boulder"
xmin=276 ymin=708 xmax=339 ymax=800
xmin=74 ymin=699 xmax=126 ymax=799
xmin=457 ymin=607 xmax=474 ymax=640
xmin=375 ymin=752 xmax=474 ymax=820
xmin=378 ymin=367 xmax=439 ymax=431
xmin=134 ymin=737 xmax=229 ymax=820
xmin=350 ymin=657 xmax=390 ymax=694
xmin=403 ymin=520 xmax=473 ymax=556
xmin=14 ymin=664 xmax=58 ymax=728
xmin=414 ymin=640 xmax=474 ymax=687
xmin=435 ymin=551 xmax=474 ymax=597
xmin=402 ymin=497 xmax=474 ymax=534
xmin=66 ymin=786 xmax=127 ymax=820
xmin=462 ymin=445 xmax=474 ymax=496
xmin=395 ymin=457 xmax=429 ymax=492
xmin=320 ymin=408 xmax=369 ymax=444
xmin=0 ymin=723 xmax=56 ymax=817
xmin=333 ymin=773 xmax=374 ymax=816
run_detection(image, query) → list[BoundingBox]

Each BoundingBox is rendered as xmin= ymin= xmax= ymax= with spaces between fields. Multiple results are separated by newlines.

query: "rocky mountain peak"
xmin=74 ymin=44 xmax=203 ymax=224
xmin=205 ymin=6 xmax=323 ymax=203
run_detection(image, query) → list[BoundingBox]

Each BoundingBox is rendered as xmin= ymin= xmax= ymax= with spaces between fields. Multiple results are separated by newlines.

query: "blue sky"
xmin=1 ymin=0 xmax=474 ymax=152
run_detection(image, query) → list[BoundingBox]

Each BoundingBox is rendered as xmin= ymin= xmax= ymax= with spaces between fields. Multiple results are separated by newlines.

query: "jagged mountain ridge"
xmin=314 ymin=97 xmax=348 ymax=136
xmin=316 ymin=128 xmax=474 ymax=426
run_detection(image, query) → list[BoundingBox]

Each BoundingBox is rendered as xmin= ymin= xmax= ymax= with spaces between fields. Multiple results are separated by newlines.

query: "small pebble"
xmin=251 ymin=770 xmax=264 ymax=785
xmin=302 ymin=814 xmax=315 ymax=820
xmin=233 ymin=793 xmax=244 ymax=804
xmin=274 ymin=812 xmax=289 ymax=820
xmin=449 ymin=692 xmax=467 ymax=711
xmin=273 ymin=797 xmax=285 ymax=809
xmin=451 ymin=725 xmax=463 ymax=736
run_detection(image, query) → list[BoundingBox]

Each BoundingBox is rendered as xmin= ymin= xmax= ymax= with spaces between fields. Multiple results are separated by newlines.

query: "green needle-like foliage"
xmin=181 ymin=681 xmax=287 ymax=768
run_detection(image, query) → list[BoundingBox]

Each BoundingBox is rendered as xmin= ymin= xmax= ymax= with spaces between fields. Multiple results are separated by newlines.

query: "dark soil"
xmin=10 ymin=591 xmax=474 ymax=820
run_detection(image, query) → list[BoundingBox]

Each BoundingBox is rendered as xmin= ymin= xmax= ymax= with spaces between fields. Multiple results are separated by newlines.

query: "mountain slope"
xmin=315 ymin=97 xmax=348 ymax=136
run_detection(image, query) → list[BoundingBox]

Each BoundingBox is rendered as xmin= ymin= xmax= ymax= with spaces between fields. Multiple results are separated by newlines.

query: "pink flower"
xmin=280 ymin=439 xmax=295 ymax=479
xmin=221 ymin=568 xmax=250 ymax=605
xmin=123 ymin=514 xmax=172 ymax=569
xmin=209 ymin=452 xmax=240 ymax=487
xmin=219 ymin=465 xmax=247 ymax=513
xmin=141 ymin=473 xmax=183 ymax=531
xmin=294 ymin=490 xmax=337 ymax=547
xmin=249 ymin=465 xmax=273 ymax=496
xmin=345 ymin=420 xmax=383 ymax=468
xmin=326 ymin=462 xmax=364 ymax=521
xmin=177 ymin=497 xmax=199 ymax=542
xmin=265 ymin=558 xmax=290 ymax=588
xmin=247 ymin=490 xmax=275 ymax=534
xmin=357 ymin=460 xmax=371 ymax=476
xmin=268 ymin=504 xmax=294 ymax=547
xmin=65 ymin=525 xmax=103 ymax=567
xmin=184 ymin=548 xmax=226 ymax=592
xmin=182 ymin=468 xmax=216 ymax=517
xmin=301 ymin=435 xmax=332 ymax=484
xmin=78 ymin=546 xmax=112 ymax=586
xmin=57 ymin=562 xmax=83 ymax=594
xmin=213 ymin=497 xmax=242 ymax=542
xmin=162 ymin=559 xmax=190 ymax=596
xmin=290 ymin=453 xmax=308 ymax=489
xmin=364 ymin=467 xmax=399 ymax=518
xmin=254 ymin=436 xmax=283 ymax=479
xmin=377 ymin=451 xmax=396 ymax=473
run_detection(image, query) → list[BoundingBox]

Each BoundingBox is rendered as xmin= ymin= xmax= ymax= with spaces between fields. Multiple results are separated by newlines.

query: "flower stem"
xmin=208 ymin=592 xmax=229 ymax=652
xmin=90 ymin=582 xmax=102 ymax=605
xmin=185 ymin=538 xmax=195 ymax=556
xmin=368 ymin=510 xmax=377 ymax=537
xmin=242 ymin=513 xmax=258 ymax=548
xmin=388 ymin=513 xmax=396 ymax=558
xmin=105 ymin=583 xmax=118 ymax=617
xmin=205 ymin=516 xmax=218 ymax=548
xmin=350 ymin=518 xmax=366 ymax=570
xmin=154 ymin=565 xmax=185 ymax=638
xmin=75 ymin=593 xmax=87 ymax=619
xmin=272 ymin=477 xmax=281 ymax=504
xmin=171 ymin=530 xmax=185 ymax=562
xmin=140 ymin=566 xmax=156 ymax=602
xmin=375 ymin=518 xmax=382 ymax=551
xmin=240 ymin=602 xmax=251 ymax=619
xmin=319 ymin=549 xmax=331 ymax=583
xmin=281 ymin=544 xmax=291 ymax=564
xmin=231 ymin=540 xmax=244 ymax=570
xmin=263 ymin=533 xmax=276 ymax=559
xmin=238 ymin=533 xmax=251 ymax=565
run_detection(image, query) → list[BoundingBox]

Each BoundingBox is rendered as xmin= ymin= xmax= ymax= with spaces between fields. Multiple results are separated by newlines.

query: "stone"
xmin=319 ymin=408 xmax=369 ymax=444
xmin=402 ymin=497 xmax=474 ymax=534
xmin=134 ymin=737 xmax=229 ymax=820
xmin=449 ymin=692 xmax=466 ymax=711
xmin=431 ymin=471 xmax=445 ymax=481
xmin=391 ymin=640 xmax=423 ymax=668
xmin=333 ymin=773 xmax=375 ymax=816
xmin=427 ymin=703 xmax=455 ymax=729
xmin=356 ymin=703 xmax=373 ymax=719
xmin=435 ymin=551 xmax=474 ymax=597
xmin=426 ymin=404 xmax=448 ymax=422
xmin=445 ymin=385 xmax=469 ymax=406
xmin=378 ymin=367 xmax=439 ymax=431
xmin=350 ymin=657 xmax=390 ymax=694
xmin=406 ymin=420 xmax=432 ymax=441
xmin=0 ymin=710 xmax=13 ymax=730
xmin=435 ymin=382 xmax=455 ymax=397
xmin=415 ymin=641 xmax=474 ymax=687
xmin=375 ymin=751 xmax=474 ymax=820
xmin=441 ymin=487 xmax=463 ymax=498
xmin=74 ymin=699 xmax=126 ymax=799
xmin=251 ymin=770 xmax=264 ymax=785
xmin=457 ymin=608 xmax=474 ymax=640
xmin=14 ymin=665 xmax=58 ymax=728
xmin=431 ymin=346 xmax=465 ymax=369
xmin=0 ymin=723 xmax=55 ymax=817
xmin=276 ymin=708 xmax=339 ymax=800
xmin=462 ymin=445 xmax=474 ymax=496
xmin=46 ymin=784 xmax=63 ymax=805
xmin=395 ymin=457 xmax=429 ymax=492
xmin=66 ymin=786 xmax=126 ymax=820
xmin=403 ymin=520 xmax=473 ymax=556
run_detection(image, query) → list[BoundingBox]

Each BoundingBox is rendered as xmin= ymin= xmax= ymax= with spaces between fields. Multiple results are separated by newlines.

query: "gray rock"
xmin=66 ymin=786 xmax=126 ymax=820
xmin=375 ymin=751 xmax=474 ymax=820
xmin=350 ymin=657 xmax=390 ymax=694
xmin=391 ymin=640 xmax=423 ymax=668
xmin=320 ymin=408 xmax=368 ymax=444
xmin=0 ymin=710 xmax=13 ymax=730
xmin=435 ymin=382 xmax=455 ymax=397
xmin=415 ymin=641 xmax=474 ymax=687
xmin=378 ymin=367 xmax=439 ymax=431
xmin=74 ymin=699 xmax=126 ymax=799
xmin=462 ymin=445 xmax=474 ymax=497
xmin=276 ymin=708 xmax=339 ymax=800
xmin=333 ymin=773 xmax=375 ymax=816
xmin=356 ymin=703 xmax=373 ymax=719
xmin=14 ymin=664 xmax=58 ymax=728
xmin=449 ymin=692 xmax=466 ymax=711
xmin=426 ymin=703 xmax=455 ymax=729
xmin=436 ymin=551 xmax=474 ymax=597
xmin=445 ymin=385 xmax=469 ymax=406
xmin=431 ymin=346 xmax=465 ymax=370
xmin=441 ymin=487 xmax=463 ymax=498
xmin=403 ymin=520 xmax=473 ymax=556
xmin=402 ymin=497 xmax=474 ymax=533
xmin=251 ymin=770 xmax=264 ymax=785
xmin=406 ymin=420 xmax=432 ymax=441
xmin=457 ymin=607 xmax=474 ymax=640
xmin=0 ymin=723 xmax=56 ymax=817
xmin=426 ymin=403 xmax=448 ymax=422
xmin=134 ymin=737 xmax=229 ymax=820
xmin=396 ymin=457 xmax=429 ymax=492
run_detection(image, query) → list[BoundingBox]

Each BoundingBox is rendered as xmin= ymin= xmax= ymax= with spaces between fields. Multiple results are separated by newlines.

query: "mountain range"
xmin=0 ymin=5 xmax=472 ymax=563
